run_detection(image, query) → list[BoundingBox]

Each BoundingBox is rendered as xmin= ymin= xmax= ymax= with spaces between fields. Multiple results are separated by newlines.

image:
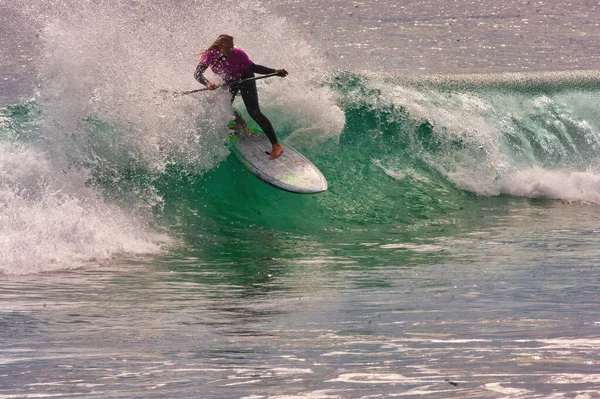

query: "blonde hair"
xmin=206 ymin=34 xmax=234 ymax=53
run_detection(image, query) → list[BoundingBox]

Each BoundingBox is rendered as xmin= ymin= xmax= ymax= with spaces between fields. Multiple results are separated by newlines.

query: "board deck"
xmin=229 ymin=121 xmax=328 ymax=194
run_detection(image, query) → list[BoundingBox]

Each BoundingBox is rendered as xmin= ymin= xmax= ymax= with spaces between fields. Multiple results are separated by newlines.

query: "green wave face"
xmin=148 ymin=73 xmax=600 ymax=265
xmin=154 ymin=75 xmax=468 ymax=242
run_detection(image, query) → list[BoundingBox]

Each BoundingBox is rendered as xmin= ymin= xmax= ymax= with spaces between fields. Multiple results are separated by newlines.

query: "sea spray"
xmin=18 ymin=0 xmax=344 ymax=167
xmin=1 ymin=0 xmax=344 ymax=274
xmin=0 ymin=142 xmax=168 ymax=275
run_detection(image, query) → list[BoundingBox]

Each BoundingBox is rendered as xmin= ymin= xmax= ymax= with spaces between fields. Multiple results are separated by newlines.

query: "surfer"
xmin=194 ymin=34 xmax=288 ymax=160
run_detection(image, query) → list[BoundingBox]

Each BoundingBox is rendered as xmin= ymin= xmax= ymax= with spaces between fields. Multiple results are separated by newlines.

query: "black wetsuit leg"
xmin=231 ymin=69 xmax=278 ymax=145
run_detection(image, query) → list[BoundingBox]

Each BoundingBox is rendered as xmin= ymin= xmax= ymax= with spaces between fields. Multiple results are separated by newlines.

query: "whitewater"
xmin=2 ymin=0 xmax=600 ymax=398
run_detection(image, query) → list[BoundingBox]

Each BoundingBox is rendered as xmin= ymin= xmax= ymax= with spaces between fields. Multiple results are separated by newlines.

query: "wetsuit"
xmin=194 ymin=48 xmax=279 ymax=145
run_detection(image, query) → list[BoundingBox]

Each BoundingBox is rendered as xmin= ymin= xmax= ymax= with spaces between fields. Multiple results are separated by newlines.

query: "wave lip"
xmin=397 ymin=70 xmax=600 ymax=92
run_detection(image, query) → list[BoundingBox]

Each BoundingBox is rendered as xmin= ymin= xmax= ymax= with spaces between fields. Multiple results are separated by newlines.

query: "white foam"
xmin=538 ymin=338 xmax=600 ymax=349
xmin=379 ymin=243 xmax=446 ymax=252
xmin=548 ymin=374 xmax=600 ymax=384
xmin=0 ymin=143 xmax=168 ymax=275
xmin=241 ymin=391 xmax=342 ymax=399
xmin=498 ymin=167 xmax=600 ymax=203
xmin=484 ymin=382 xmax=531 ymax=395
xmin=327 ymin=372 xmax=423 ymax=384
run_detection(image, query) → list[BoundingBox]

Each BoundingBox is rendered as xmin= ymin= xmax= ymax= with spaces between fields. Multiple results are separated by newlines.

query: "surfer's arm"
xmin=194 ymin=63 xmax=210 ymax=85
xmin=194 ymin=63 xmax=218 ymax=90
xmin=248 ymin=63 xmax=276 ymax=75
xmin=248 ymin=63 xmax=288 ymax=77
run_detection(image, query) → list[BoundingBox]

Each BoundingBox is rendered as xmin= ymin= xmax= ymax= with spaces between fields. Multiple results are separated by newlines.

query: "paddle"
xmin=167 ymin=72 xmax=282 ymax=97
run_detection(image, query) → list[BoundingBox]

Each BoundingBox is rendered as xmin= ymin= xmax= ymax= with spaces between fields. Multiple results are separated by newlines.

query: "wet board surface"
xmin=230 ymin=125 xmax=328 ymax=194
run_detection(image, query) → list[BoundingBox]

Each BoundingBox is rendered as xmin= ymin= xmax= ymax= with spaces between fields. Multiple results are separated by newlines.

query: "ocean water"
xmin=2 ymin=0 xmax=600 ymax=398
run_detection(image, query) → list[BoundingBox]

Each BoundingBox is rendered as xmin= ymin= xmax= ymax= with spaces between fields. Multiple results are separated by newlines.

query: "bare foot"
xmin=269 ymin=143 xmax=284 ymax=160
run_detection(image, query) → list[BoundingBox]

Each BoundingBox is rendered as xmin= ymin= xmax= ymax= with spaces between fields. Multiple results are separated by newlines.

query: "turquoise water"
xmin=2 ymin=0 xmax=600 ymax=397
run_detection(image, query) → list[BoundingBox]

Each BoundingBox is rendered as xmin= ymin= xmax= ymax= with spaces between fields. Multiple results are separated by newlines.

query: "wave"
xmin=4 ymin=68 xmax=600 ymax=272
xmin=331 ymin=70 xmax=600 ymax=200
xmin=3 ymin=0 xmax=600 ymax=274
xmin=4 ymin=69 xmax=600 ymax=272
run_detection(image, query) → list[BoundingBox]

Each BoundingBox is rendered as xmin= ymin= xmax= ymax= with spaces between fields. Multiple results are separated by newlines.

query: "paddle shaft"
xmin=180 ymin=72 xmax=281 ymax=95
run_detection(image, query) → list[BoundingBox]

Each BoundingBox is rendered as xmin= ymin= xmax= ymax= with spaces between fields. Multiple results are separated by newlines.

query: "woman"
xmin=194 ymin=34 xmax=288 ymax=160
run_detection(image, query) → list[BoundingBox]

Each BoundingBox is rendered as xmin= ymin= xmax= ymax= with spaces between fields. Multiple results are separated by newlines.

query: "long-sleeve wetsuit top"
xmin=194 ymin=47 xmax=276 ymax=85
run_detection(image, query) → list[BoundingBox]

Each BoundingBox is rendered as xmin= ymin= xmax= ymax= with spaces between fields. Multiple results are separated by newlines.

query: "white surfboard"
xmin=229 ymin=122 xmax=328 ymax=194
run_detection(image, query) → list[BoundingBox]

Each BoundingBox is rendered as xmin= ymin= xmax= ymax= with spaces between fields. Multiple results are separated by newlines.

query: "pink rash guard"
xmin=199 ymin=47 xmax=253 ymax=81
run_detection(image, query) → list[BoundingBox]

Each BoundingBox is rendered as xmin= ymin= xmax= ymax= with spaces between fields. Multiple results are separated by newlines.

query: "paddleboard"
xmin=229 ymin=119 xmax=328 ymax=194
